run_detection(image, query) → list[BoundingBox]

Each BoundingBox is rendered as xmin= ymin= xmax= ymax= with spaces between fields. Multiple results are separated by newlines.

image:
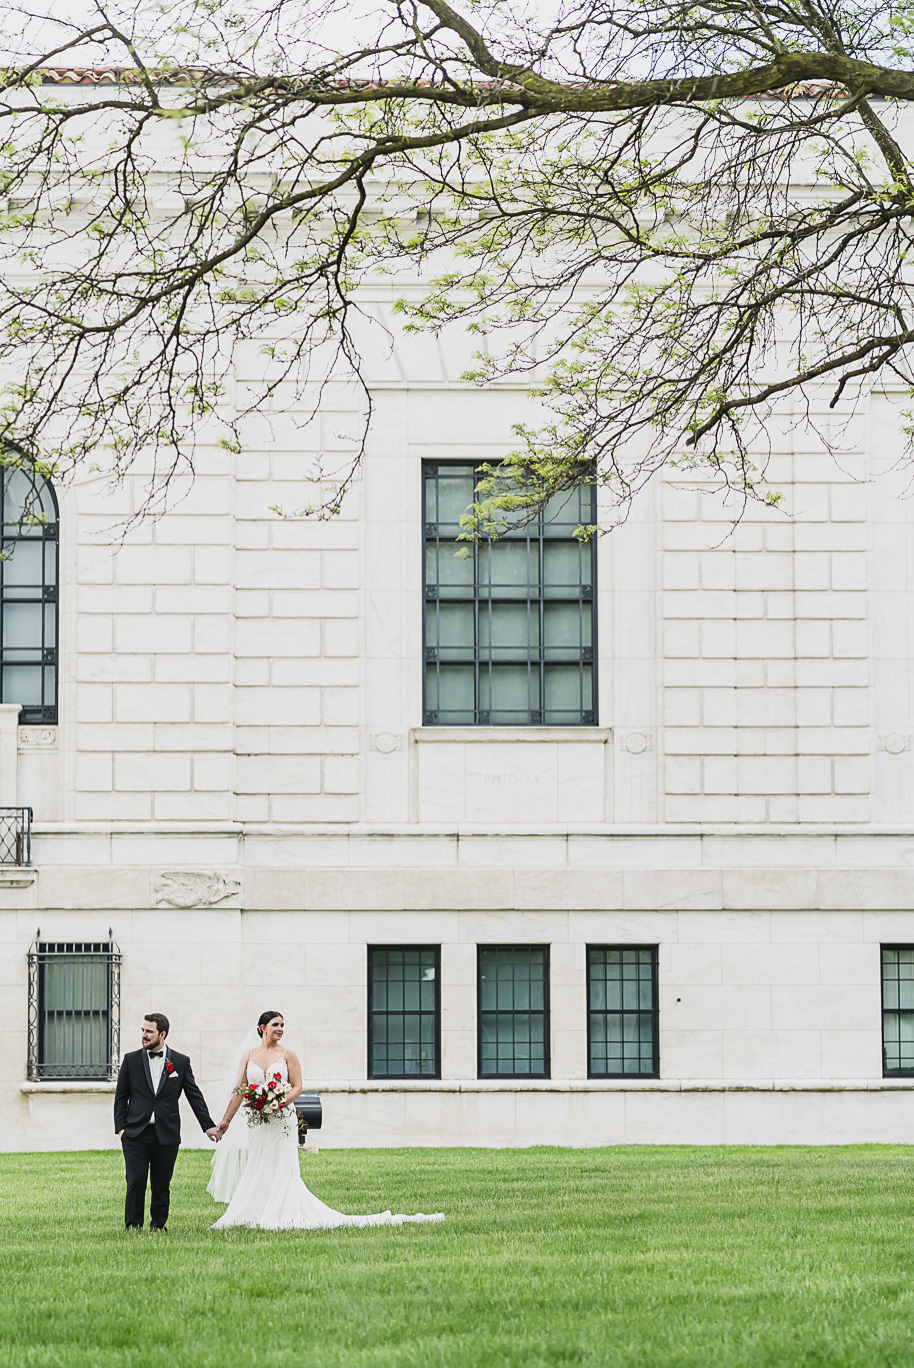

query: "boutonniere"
xmin=165 ymin=1060 xmax=176 ymax=1075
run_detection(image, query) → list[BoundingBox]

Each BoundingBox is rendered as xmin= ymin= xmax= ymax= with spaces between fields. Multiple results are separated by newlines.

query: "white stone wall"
xmin=662 ymin=438 xmax=870 ymax=825
xmin=5 ymin=379 xmax=914 ymax=1149
xmin=5 ymin=100 xmax=914 ymax=1145
xmin=8 ymin=830 xmax=914 ymax=1148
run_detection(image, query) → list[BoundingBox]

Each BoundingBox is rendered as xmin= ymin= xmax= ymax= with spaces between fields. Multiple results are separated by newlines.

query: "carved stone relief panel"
xmin=154 ymin=871 xmax=243 ymax=908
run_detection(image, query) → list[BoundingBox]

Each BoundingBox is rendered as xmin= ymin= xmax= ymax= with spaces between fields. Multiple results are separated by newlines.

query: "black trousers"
xmin=122 ymin=1125 xmax=179 ymax=1229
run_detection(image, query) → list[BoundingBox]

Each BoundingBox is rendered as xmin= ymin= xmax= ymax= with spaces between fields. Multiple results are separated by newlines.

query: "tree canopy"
xmin=1 ymin=0 xmax=914 ymax=530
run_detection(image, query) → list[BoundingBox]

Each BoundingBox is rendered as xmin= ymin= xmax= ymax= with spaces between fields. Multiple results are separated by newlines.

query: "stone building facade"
xmin=5 ymin=86 xmax=914 ymax=1152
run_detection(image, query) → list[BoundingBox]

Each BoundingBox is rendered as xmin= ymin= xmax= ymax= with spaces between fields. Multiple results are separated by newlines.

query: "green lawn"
xmin=1 ymin=1146 xmax=913 ymax=1367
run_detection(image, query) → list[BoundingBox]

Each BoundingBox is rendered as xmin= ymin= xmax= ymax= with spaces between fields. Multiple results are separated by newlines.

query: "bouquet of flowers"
xmin=235 ymin=1071 xmax=291 ymax=1125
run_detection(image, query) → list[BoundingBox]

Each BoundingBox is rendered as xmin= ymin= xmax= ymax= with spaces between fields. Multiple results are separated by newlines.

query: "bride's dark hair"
xmin=257 ymin=1010 xmax=283 ymax=1038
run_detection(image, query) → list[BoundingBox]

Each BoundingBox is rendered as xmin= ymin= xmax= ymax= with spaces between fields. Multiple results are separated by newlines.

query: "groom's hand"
xmin=205 ymin=1126 xmax=221 ymax=1143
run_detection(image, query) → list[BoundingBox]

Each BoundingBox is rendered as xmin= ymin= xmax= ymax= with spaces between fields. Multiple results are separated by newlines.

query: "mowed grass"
xmin=2 ymin=1147 xmax=914 ymax=1368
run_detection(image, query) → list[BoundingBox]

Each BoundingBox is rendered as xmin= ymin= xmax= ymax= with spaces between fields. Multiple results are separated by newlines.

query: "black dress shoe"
xmin=150 ymin=1225 xmax=168 ymax=1231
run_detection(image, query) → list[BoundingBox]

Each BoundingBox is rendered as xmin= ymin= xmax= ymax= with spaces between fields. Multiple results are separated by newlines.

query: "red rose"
xmin=165 ymin=1061 xmax=175 ymax=1074
xmin=273 ymin=1072 xmax=281 ymax=1081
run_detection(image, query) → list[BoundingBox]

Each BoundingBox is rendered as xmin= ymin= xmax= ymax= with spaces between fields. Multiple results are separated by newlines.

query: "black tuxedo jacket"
xmin=114 ymin=1046 xmax=215 ymax=1145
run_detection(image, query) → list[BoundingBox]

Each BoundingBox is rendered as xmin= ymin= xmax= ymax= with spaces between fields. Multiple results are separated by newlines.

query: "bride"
xmin=207 ymin=1011 xmax=444 ymax=1231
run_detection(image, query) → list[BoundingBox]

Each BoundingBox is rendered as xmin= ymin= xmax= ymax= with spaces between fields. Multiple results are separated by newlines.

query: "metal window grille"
xmin=478 ymin=946 xmax=550 ymax=1078
xmin=423 ymin=463 xmax=597 ymax=726
xmin=0 ymin=806 xmax=31 ymax=865
xmin=27 ymin=934 xmax=121 ymax=1080
xmin=587 ymin=946 xmax=659 ymax=1079
xmin=882 ymin=945 xmax=914 ymax=1076
xmin=0 ymin=462 xmax=59 ymax=725
xmin=368 ymin=946 xmax=440 ymax=1078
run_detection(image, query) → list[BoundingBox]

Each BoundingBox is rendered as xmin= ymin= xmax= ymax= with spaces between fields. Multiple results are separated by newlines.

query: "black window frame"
xmin=367 ymin=945 xmax=441 ymax=1080
xmin=881 ymin=944 xmax=914 ymax=1078
xmin=27 ymin=936 xmax=121 ymax=1081
xmin=0 ymin=459 xmax=59 ymax=725
xmin=587 ymin=944 xmax=659 ymax=1080
xmin=422 ymin=460 xmax=598 ymax=727
xmin=477 ymin=944 xmax=551 ymax=1080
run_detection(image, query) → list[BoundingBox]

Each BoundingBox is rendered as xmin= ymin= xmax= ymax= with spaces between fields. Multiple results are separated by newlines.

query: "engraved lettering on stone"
xmin=154 ymin=871 xmax=242 ymax=908
xmin=482 ymin=773 xmax=541 ymax=786
xmin=879 ymin=733 xmax=909 ymax=755
xmin=621 ymin=732 xmax=652 ymax=754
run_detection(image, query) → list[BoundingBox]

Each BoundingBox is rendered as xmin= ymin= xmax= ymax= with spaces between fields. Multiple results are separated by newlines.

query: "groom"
xmin=114 ymin=1013 xmax=221 ymax=1230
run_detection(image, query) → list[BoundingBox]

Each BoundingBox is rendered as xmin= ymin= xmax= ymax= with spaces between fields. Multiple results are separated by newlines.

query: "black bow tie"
xmin=149 ymin=1051 xmax=164 ymax=1058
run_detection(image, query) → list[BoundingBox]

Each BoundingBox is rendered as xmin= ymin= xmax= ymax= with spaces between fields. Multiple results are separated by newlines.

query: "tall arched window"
xmin=1 ymin=465 xmax=58 ymax=724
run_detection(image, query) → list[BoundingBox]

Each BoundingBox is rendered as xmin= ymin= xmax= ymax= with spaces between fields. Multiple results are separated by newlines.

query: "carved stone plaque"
xmin=370 ymin=731 xmax=402 ymax=754
xmin=879 ymin=733 xmax=909 ymax=755
xmin=18 ymin=727 xmax=57 ymax=748
xmin=620 ymin=732 xmax=653 ymax=755
xmin=154 ymin=871 xmax=242 ymax=909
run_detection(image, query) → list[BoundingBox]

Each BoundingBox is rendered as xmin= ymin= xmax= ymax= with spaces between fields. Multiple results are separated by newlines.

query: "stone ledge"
xmin=19 ymin=1080 xmax=914 ymax=1097
xmin=410 ymin=727 xmax=611 ymax=745
xmin=0 ymin=866 xmax=36 ymax=889
xmin=16 ymin=1077 xmax=914 ymax=1099
xmin=20 ymin=1082 xmax=115 ymax=1094
xmin=304 ymin=1079 xmax=914 ymax=1094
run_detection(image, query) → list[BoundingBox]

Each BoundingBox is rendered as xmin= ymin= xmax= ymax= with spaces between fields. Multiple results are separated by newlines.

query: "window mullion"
xmin=478 ymin=945 xmax=549 ymax=1079
xmin=422 ymin=463 xmax=596 ymax=727
xmin=587 ymin=945 xmax=658 ymax=1080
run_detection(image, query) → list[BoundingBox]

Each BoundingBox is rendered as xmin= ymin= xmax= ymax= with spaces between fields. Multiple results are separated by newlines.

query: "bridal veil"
xmin=206 ymin=1023 xmax=261 ymax=1202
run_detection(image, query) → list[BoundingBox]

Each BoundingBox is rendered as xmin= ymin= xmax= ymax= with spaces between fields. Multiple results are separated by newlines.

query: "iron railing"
xmin=27 ymin=932 xmax=121 ymax=1081
xmin=0 ymin=806 xmax=31 ymax=865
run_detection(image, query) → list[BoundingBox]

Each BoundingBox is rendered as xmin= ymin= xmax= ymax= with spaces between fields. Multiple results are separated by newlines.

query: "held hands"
xmin=216 ymin=1118 xmax=231 ymax=1138
xmin=205 ymin=1126 xmax=222 ymax=1143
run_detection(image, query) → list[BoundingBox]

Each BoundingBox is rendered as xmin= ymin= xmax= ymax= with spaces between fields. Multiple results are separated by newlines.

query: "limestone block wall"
xmin=0 ymin=183 xmax=901 ymax=844
xmin=4 ymin=150 xmax=914 ymax=1150
xmin=6 ymin=832 xmax=914 ymax=1150
xmin=42 ymin=383 xmax=910 ymax=834
xmin=661 ymin=443 xmax=870 ymax=826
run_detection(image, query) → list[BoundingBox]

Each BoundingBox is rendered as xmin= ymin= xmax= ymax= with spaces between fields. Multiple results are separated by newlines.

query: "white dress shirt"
xmin=147 ymin=1046 xmax=167 ymax=1124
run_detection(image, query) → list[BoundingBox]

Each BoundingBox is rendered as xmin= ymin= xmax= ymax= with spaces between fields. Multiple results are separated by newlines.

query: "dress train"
xmin=210 ymin=1059 xmax=444 ymax=1231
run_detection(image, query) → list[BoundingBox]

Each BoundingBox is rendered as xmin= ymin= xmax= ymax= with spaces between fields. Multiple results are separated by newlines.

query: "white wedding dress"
xmin=210 ymin=1055 xmax=444 ymax=1231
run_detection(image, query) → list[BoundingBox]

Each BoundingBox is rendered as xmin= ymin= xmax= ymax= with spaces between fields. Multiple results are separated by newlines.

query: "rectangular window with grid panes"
xmin=27 ymin=938 xmax=121 ymax=1080
xmin=368 ymin=946 xmax=440 ymax=1079
xmin=882 ymin=946 xmax=914 ymax=1076
xmin=1 ymin=465 xmax=59 ymax=724
xmin=587 ymin=946 xmax=658 ymax=1078
xmin=423 ymin=462 xmax=597 ymax=725
xmin=478 ymin=945 xmax=550 ymax=1078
